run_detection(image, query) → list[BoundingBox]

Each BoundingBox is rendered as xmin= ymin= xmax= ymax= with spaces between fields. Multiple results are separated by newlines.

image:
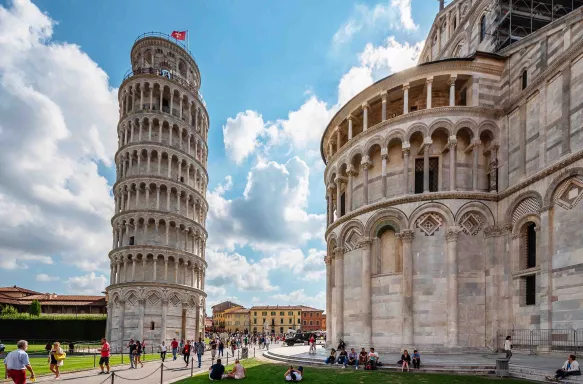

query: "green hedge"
xmin=0 ymin=317 xmax=106 ymax=341
xmin=0 ymin=313 xmax=106 ymax=320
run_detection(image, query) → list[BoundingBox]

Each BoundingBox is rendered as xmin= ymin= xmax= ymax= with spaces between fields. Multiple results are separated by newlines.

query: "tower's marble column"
xmin=403 ymin=146 xmax=410 ymax=194
xmin=472 ymin=140 xmax=481 ymax=191
xmin=362 ymin=156 xmax=371 ymax=205
xmin=449 ymin=76 xmax=457 ymax=106
xmin=403 ymin=83 xmax=410 ymax=114
xmin=426 ymin=77 xmax=433 ymax=109
xmin=490 ymin=144 xmax=499 ymax=192
xmin=381 ymin=92 xmax=387 ymax=121
xmin=381 ymin=148 xmax=388 ymax=198
xmin=362 ymin=103 xmax=369 ymax=131
xmin=399 ymin=230 xmax=414 ymax=345
xmin=448 ymin=136 xmax=457 ymax=190
xmin=161 ymin=299 xmax=168 ymax=343
xmin=423 ymin=139 xmax=432 ymax=193
xmin=348 ymin=115 xmax=353 ymax=140
xmin=446 ymin=226 xmax=461 ymax=346
xmin=347 ymin=165 xmax=356 ymax=213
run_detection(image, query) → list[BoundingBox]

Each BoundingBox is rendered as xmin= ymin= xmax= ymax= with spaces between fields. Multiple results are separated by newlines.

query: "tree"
xmin=29 ymin=300 xmax=41 ymax=316
xmin=1 ymin=304 xmax=18 ymax=315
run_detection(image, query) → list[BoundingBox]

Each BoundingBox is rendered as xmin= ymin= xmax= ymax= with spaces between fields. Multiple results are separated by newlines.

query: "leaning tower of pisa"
xmin=105 ymin=32 xmax=209 ymax=350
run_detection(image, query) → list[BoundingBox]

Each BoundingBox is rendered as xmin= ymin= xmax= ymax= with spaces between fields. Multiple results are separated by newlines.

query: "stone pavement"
xmin=29 ymin=344 xmax=282 ymax=384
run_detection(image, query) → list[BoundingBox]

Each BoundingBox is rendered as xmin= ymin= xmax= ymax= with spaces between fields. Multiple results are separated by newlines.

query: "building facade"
xmin=212 ymin=301 xmax=244 ymax=332
xmin=250 ymin=306 xmax=303 ymax=334
xmin=105 ymin=32 xmax=209 ymax=349
xmin=223 ymin=307 xmax=251 ymax=334
xmin=323 ymin=0 xmax=583 ymax=352
xmin=301 ymin=307 xmax=325 ymax=332
xmin=0 ymin=286 xmax=106 ymax=315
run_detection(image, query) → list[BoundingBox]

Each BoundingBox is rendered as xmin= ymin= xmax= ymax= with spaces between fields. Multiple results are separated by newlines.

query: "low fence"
xmin=497 ymin=329 xmax=583 ymax=354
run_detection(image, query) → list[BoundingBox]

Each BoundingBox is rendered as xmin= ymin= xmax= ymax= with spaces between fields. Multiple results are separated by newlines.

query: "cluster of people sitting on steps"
xmin=324 ymin=340 xmax=420 ymax=371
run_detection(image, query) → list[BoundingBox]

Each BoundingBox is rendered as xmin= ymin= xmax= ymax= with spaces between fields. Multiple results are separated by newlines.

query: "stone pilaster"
xmin=325 ymin=255 xmax=333 ymax=347
xmin=362 ymin=156 xmax=371 ymax=205
xmin=446 ymin=226 xmax=461 ymax=346
xmin=398 ymin=229 xmax=414 ymax=346
xmin=358 ymin=238 xmax=373 ymax=348
xmin=334 ymin=247 xmax=345 ymax=346
xmin=381 ymin=149 xmax=388 ymax=198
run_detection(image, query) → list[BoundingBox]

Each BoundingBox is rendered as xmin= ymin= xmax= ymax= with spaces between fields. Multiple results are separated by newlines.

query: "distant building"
xmin=223 ymin=307 xmax=250 ymax=334
xmin=301 ymin=306 xmax=324 ymax=331
xmin=321 ymin=314 xmax=326 ymax=331
xmin=212 ymin=301 xmax=244 ymax=332
xmin=205 ymin=316 xmax=213 ymax=332
xmin=0 ymin=286 xmax=106 ymax=315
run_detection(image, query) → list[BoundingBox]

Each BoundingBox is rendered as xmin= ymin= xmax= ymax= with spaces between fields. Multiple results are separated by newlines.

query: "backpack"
xmin=365 ymin=363 xmax=372 ymax=370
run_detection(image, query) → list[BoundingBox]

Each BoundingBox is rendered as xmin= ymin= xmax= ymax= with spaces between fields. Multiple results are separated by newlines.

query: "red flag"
xmin=171 ymin=31 xmax=186 ymax=40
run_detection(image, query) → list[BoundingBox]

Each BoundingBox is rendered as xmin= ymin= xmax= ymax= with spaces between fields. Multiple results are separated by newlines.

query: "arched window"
xmin=519 ymin=221 xmax=537 ymax=306
xmin=525 ymin=222 xmax=536 ymax=268
xmin=521 ymin=70 xmax=528 ymax=90
xmin=453 ymin=16 xmax=457 ymax=31
xmin=480 ymin=15 xmax=486 ymax=42
xmin=375 ymin=226 xmax=402 ymax=274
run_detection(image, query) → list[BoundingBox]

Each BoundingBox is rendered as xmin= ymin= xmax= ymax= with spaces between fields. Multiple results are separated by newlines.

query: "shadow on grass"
xmin=176 ymin=358 xmax=523 ymax=384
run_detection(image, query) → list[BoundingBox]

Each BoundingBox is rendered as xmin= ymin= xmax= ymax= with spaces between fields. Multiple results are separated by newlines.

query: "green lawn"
xmin=176 ymin=359 xmax=523 ymax=384
xmin=1 ymin=343 xmax=101 ymax=354
xmin=0 ymin=353 xmax=153 ymax=378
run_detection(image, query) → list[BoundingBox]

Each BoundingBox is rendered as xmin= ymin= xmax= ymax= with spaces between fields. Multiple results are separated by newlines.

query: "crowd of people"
xmin=324 ymin=340 xmax=421 ymax=372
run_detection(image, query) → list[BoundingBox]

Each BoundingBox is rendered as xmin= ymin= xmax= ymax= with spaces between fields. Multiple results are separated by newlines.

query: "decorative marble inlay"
xmin=127 ymin=292 xmax=138 ymax=306
xmin=169 ymin=294 xmax=181 ymax=307
xmin=416 ymin=213 xmax=444 ymax=236
xmin=147 ymin=292 xmax=161 ymax=306
xmin=459 ymin=212 xmax=486 ymax=235
xmin=188 ymin=297 xmax=197 ymax=309
xmin=344 ymin=228 xmax=362 ymax=251
xmin=512 ymin=197 xmax=541 ymax=225
xmin=554 ymin=178 xmax=583 ymax=210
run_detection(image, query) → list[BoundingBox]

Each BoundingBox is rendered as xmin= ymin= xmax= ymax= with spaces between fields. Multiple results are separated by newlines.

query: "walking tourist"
xmin=159 ymin=341 xmax=167 ymax=362
xmin=284 ymin=365 xmax=303 ymax=381
xmin=4 ymin=340 xmax=35 ymax=384
xmin=546 ymin=355 xmax=581 ymax=381
xmin=308 ymin=334 xmax=316 ymax=354
xmin=183 ymin=340 xmax=191 ymax=366
xmin=171 ymin=338 xmax=179 ymax=360
xmin=48 ymin=341 xmax=65 ymax=379
xmin=504 ymin=336 xmax=513 ymax=360
xmin=98 ymin=338 xmax=111 ymax=375
xmin=136 ymin=340 xmax=144 ymax=368
xmin=412 ymin=350 xmax=421 ymax=369
xmin=347 ymin=348 xmax=359 ymax=369
xmin=209 ymin=358 xmax=225 ymax=381
xmin=325 ymin=348 xmax=337 ymax=364
xmin=68 ymin=341 xmax=74 ymax=355
xmin=127 ymin=339 xmax=136 ymax=369
xmin=195 ymin=337 xmax=205 ymax=368
xmin=265 ymin=335 xmax=270 ymax=351
xmin=226 ymin=359 xmax=246 ymax=379
xmin=400 ymin=349 xmax=411 ymax=372
xmin=358 ymin=348 xmax=368 ymax=367
xmin=218 ymin=339 xmax=223 ymax=357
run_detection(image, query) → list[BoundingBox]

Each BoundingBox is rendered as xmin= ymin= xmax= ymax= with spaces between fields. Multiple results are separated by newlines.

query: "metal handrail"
xmin=134 ymin=32 xmax=191 ymax=56
xmin=122 ymin=67 xmax=206 ymax=107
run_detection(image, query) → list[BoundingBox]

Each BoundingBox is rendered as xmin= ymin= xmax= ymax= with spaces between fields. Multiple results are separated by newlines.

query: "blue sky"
xmin=0 ymin=0 xmax=439 ymax=312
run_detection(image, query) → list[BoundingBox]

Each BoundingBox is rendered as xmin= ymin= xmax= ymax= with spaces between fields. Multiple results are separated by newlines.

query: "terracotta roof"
xmin=21 ymin=295 xmax=105 ymax=302
xmin=250 ymin=305 xmax=304 ymax=310
xmin=0 ymin=286 xmax=41 ymax=295
xmin=299 ymin=306 xmax=324 ymax=312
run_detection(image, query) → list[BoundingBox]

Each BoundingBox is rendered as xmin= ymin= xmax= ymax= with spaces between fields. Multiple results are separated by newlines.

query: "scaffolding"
xmin=493 ymin=0 xmax=583 ymax=51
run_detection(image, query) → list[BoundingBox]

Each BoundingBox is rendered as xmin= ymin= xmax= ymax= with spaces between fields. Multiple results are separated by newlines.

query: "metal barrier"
xmin=497 ymin=329 xmax=583 ymax=354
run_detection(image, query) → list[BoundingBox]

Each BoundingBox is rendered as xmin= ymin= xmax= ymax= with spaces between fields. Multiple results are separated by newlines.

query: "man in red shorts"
xmin=3 ymin=340 xmax=35 ymax=384
xmin=98 ymin=337 xmax=111 ymax=374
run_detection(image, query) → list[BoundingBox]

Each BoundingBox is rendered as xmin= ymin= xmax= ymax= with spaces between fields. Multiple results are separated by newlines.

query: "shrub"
xmin=29 ymin=300 xmax=42 ymax=316
xmin=1 ymin=304 xmax=18 ymax=315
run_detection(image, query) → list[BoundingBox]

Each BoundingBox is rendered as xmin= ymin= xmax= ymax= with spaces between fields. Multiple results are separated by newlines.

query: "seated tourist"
xmin=337 ymin=348 xmax=348 ymax=367
xmin=209 ymin=358 xmax=225 ymax=381
xmin=412 ymin=350 xmax=421 ymax=369
xmin=358 ymin=348 xmax=368 ymax=366
xmin=546 ymin=355 xmax=580 ymax=381
xmin=347 ymin=348 xmax=359 ymax=369
xmin=226 ymin=359 xmax=245 ymax=379
xmin=400 ymin=350 xmax=411 ymax=372
xmin=325 ymin=349 xmax=336 ymax=364
xmin=284 ymin=365 xmax=303 ymax=381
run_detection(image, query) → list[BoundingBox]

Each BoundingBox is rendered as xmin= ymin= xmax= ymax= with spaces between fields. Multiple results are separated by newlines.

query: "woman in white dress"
xmin=48 ymin=342 xmax=64 ymax=379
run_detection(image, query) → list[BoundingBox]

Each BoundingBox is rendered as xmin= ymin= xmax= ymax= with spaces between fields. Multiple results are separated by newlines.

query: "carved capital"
xmin=483 ymin=225 xmax=505 ymax=238
xmin=357 ymin=238 xmax=372 ymax=250
xmin=324 ymin=256 xmax=332 ymax=265
xmin=445 ymin=226 xmax=462 ymax=242
xmin=361 ymin=102 xmax=369 ymax=110
xmin=398 ymin=229 xmax=415 ymax=243
xmin=347 ymin=164 xmax=358 ymax=176
xmin=334 ymin=247 xmax=345 ymax=258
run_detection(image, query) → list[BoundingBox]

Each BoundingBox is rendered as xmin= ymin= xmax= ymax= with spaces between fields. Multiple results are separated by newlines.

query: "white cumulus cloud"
xmin=65 ymin=272 xmax=108 ymax=295
xmin=0 ymin=0 xmax=117 ymax=272
xmin=36 ymin=273 xmax=59 ymax=282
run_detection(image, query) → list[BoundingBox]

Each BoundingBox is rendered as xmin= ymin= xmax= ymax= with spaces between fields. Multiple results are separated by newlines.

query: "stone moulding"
xmin=111 ymin=209 xmax=208 ymax=236
xmin=108 ymin=282 xmax=207 ymax=297
xmin=113 ymin=176 xmax=208 ymax=208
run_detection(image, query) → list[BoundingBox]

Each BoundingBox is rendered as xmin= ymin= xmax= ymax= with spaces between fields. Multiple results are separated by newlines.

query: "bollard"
xmin=226 ymin=353 xmax=229 ymax=366
xmin=121 ymin=352 xmax=124 ymax=364
xmin=160 ymin=363 xmax=164 ymax=383
xmin=110 ymin=372 xmax=115 ymax=384
xmin=191 ymin=355 xmax=194 ymax=376
xmin=94 ymin=354 xmax=96 ymax=367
